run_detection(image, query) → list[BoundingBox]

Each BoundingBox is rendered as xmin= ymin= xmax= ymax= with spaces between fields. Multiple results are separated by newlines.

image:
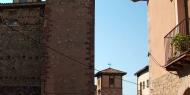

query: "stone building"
xmin=135 ymin=66 xmax=149 ymax=95
xmin=0 ymin=1 xmax=45 ymax=94
xmin=0 ymin=0 xmax=94 ymax=95
xmin=95 ymin=68 xmax=126 ymax=95
xmin=132 ymin=0 xmax=190 ymax=95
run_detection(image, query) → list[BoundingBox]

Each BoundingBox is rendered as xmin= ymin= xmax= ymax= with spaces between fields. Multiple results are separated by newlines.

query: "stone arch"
xmin=177 ymin=78 xmax=190 ymax=95
xmin=183 ymin=88 xmax=190 ymax=95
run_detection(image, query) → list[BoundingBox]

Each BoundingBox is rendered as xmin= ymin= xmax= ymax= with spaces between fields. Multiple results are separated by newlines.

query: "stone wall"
xmin=0 ymin=0 xmax=95 ymax=94
xmin=97 ymin=75 xmax=123 ymax=95
xmin=151 ymin=73 xmax=181 ymax=95
xmin=151 ymin=66 xmax=190 ymax=95
xmin=101 ymin=88 xmax=122 ymax=95
xmin=44 ymin=0 xmax=95 ymax=95
xmin=0 ymin=3 xmax=45 ymax=95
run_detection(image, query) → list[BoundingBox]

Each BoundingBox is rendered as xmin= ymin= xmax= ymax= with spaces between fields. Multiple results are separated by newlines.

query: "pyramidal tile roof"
xmin=95 ymin=68 xmax=127 ymax=77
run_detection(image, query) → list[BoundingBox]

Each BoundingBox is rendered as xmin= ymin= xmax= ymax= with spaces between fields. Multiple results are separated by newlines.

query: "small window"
xmin=6 ymin=19 xmax=19 ymax=26
xmin=98 ymin=89 xmax=101 ymax=95
xmin=98 ymin=78 xmax=100 ymax=87
xmin=109 ymin=76 xmax=115 ymax=87
xmin=147 ymin=80 xmax=149 ymax=88
xmin=143 ymin=81 xmax=145 ymax=89
xmin=0 ymin=18 xmax=2 ymax=24
xmin=140 ymin=82 xmax=142 ymax=95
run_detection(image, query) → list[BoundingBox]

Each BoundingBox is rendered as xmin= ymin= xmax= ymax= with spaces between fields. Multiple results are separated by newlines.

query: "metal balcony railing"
xmin=164 ymin=19 xmax=190 ymax=64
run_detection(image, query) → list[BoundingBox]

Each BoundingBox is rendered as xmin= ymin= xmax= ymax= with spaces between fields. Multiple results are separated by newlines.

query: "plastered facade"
xmin=148 ymin=0 xmax=190 ymax=94
xmin=137 ymin=72 xmax=149 ymax=95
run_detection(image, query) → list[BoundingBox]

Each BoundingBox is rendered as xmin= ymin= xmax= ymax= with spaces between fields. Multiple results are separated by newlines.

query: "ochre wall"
xmin=148 ymin=0 xmax=177 ymax=80
xmin=148 ymin=0 xmax=190 ymax=95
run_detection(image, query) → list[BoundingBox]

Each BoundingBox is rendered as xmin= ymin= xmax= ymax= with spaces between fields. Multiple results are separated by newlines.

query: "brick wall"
xmin=44 ymin=0 xmax=94 ymax=95
xmin=0 ymin=0 xmax=95 ymax=94
xmin=97 ymin=75 xmax=123 ymax=95
xmin=0 ymin=3 xmax=44 ymax=95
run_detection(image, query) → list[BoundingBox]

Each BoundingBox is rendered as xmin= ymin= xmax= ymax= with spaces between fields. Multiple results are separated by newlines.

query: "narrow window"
xmin=98 ymin=89 xmax=101 ymax=95
xmin=143 ymin=81 xmax=145 ymax=89
xmin=98 ymin=78 xmax=101 ymax=87
xmin=109 ymin=76 xmax=115 ymax=87
xmin=140 ymin=82 xmax=142 ymax=95
xmin=147 ymin=80 xmax=149 ymax=88
xmin=6 ymin=19 xmax=19 ymax=26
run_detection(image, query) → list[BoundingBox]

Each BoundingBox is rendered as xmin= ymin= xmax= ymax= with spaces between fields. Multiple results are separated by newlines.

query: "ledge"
xmin=0 ymin=1 xmax=46 ymax=9
xmin=165 ymin=50 xmax=190 ymax=71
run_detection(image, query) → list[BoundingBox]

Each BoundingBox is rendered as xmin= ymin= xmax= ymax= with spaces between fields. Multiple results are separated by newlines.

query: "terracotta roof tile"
xmin=95 ymin=68 xmax=127 ymax=77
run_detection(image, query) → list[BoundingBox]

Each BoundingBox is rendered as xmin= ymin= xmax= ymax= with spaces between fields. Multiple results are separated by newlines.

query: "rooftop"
xmin=131 ymin=0 xmax=147 ymax=2
xmin=134 ymin=65 xmax=149 ymax=77
xmin=0 ymin=1 xmax=45 ymax=9
xmin=95 ymin=68 xmax=127 ymax=77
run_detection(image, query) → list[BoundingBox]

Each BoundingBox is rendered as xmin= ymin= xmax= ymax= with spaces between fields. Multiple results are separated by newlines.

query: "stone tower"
xmin=95 ymin=68 xmax=126 ymax=95
xmin=0 ymin=0 xmax=94 ymax=95
xmin=44 ymin=0 xmax=95 ymax=95
xmin=0 ymin=1 xmax=45 ymax=95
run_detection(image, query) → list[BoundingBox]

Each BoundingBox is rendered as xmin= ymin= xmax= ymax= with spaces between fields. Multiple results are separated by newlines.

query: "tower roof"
xmin=95 ymin=68 xmax=127 ymax=77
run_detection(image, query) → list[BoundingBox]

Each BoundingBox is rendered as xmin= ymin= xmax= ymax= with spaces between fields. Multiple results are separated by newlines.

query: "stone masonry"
xmin=44 ymin=0 xmax=95 ymax=95
xmin=151 ymin=73 xmax=181 ymax=95
xmin=0 ymin=2 xmax=45 ymax=95
xmin=0 ymin=0 xmax=95 ymax=95
xmin=151 ymin=65 xmax=190 ymax=95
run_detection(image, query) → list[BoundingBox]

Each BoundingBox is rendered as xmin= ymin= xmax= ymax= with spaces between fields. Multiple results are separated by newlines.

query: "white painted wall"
xmin=137 ymin=72 xmax=150 ymax=95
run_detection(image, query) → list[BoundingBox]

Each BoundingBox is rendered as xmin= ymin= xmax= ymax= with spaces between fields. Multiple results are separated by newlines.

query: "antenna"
xmin=108 ymin=62 xmax=112 ymax=68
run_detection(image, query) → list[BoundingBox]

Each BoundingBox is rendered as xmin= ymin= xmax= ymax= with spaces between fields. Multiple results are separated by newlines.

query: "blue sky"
xmin=0 ymin=0 xmax=12 ymax=3
xmin=0 ymin=0 xmax=147 ymax=95
xmin=95 ymin=0 xmax=147 ymax=95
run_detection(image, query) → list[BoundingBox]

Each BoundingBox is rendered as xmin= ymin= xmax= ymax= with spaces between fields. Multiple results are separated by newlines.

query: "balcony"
xmin=164 ymin=19 xmax=190 ymax=71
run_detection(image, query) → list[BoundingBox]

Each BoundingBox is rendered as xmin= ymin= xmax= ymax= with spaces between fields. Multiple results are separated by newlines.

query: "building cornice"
xmin=0 ymin=1 xmax=45 ymax=9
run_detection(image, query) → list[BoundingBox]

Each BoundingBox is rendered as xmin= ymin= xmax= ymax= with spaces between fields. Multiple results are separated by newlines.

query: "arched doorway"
xmin=184 ymin=88 xmax=190 ymax=95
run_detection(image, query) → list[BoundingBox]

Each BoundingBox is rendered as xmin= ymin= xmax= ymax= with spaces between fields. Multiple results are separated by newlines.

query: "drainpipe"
xmin=184 ymin=0 xmax=189 ymax=35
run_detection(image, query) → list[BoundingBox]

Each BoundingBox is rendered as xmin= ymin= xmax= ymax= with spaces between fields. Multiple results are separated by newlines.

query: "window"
xmin=98 ymin=78 xmax=100 ymax=87
xmin=143 ymin=81 xmax=145 ymax=89
xmin=140 ymin=82 xmax=142 ymax=95
xmin=147 ymin=80 xmax=149 ymax=88
xmin=109 ymin=76 xmax=115 ymax=87
xmin=98 ymin=89 xmax=101 ymax=95
xmin=6 ymin=19 xmax=19 ymax=26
